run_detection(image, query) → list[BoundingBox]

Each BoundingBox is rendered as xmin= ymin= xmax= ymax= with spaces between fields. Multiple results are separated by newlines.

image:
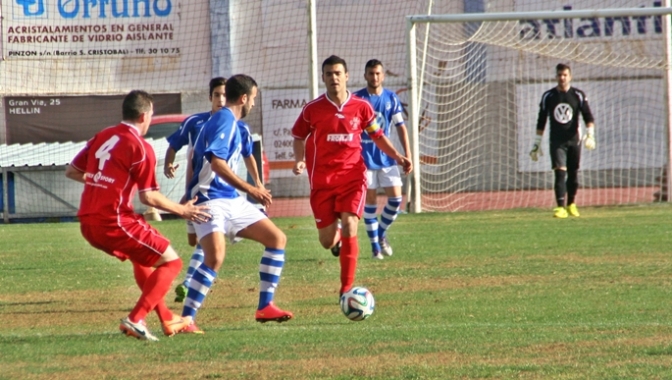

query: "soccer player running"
xmin=530 ymin=63 xmax=596 ymax=218
xmin=292 ymin=55 xmax=412 ymax=296
xmin=354 ymin=59 xmax=411 ymax=260
xmin=65 ymin=90 xmax=211 ymax=342
xmin=181 ymin=74 xmax=292 ymax=332
xmin=163 ymin=78 xmax=266 ymax=305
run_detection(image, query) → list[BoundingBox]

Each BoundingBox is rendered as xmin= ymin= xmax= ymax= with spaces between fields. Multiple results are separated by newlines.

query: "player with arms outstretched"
xmin=354 ymin=59 xmax=411 ymax=260
xmin=292 ymin=55 xmax=412 ymax=296
xmin=65 ymin=90 xmax=210 ymax=341
xmin=530 ymin=63 xmax=596 ymax=218
xmin=180 ymin=74 xmax=292 ymax=332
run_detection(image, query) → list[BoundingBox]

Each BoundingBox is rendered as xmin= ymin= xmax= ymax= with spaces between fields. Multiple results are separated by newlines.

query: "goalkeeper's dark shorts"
xmin=550 ymin=138 xmax=581 ymax=171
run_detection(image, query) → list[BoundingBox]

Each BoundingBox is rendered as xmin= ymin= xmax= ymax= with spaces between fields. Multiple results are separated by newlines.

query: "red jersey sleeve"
xmin=132 ymin=139 xmax=160 ymax=193
xmin=70 ymin=142 xmax=91 ymax=172
xmin=291 ymin=106 xmax=311 ymax=140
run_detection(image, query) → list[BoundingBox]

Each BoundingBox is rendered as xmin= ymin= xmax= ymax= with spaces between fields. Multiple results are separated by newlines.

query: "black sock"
xmin=567 ymin=170 xmax=578 ymax=205
xmin=554 ymin=170 xmax=567 ymax=207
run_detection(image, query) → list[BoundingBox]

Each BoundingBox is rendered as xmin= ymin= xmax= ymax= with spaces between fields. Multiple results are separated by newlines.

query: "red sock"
xmin=339 ymin=236 xmax=358 ymax=294
xmin=129 ymin=259 xmax=182 ymax=323
xmin=131 ymin=262 xmax=174 ymax=322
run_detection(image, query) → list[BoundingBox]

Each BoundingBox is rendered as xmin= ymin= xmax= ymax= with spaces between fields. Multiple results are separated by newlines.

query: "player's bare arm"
xmin=372 ymin=135 xmax=413 ymax=174
xmin=139 ymin=190 xmax=210 ymax=223
xmin=292 ymin=138 xmax=306 ymax=175
xmin=243 ymin=155 xmax=265 ymax=189
xmin=396 ymin=124 xmax=412 ymax=160
xmin=163 ymin=146 xmax=179 ymax=178
xmin=65 ymin=164 xmax=86 ymax=184
xmin=182 ymin=149 xmax=195 ymax=201
xmin=211 ymin=155 xmax=272 ymax=207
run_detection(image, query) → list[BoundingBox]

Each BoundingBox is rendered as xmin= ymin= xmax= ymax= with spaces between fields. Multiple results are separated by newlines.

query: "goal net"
xmin=406 ymin=6 xmax=672 ymax=213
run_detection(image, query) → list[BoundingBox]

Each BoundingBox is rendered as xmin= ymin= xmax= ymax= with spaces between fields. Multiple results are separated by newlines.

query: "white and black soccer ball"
xmin=339 ymin=286 xmax=375 ymax=321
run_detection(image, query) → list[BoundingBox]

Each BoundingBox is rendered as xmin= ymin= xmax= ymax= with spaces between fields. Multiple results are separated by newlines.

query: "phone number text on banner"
xmin=3 ymin=0 xmax=181 ymax=59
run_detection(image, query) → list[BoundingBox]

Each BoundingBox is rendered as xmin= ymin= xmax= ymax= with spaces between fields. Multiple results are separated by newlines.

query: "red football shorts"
xmin=310 ymin=180 xmax=367 ymax=229
xmin=80 ymin=218 xmax=170 ymax=267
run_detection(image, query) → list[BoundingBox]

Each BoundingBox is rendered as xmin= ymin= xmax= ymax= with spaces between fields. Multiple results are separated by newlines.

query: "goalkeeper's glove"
xmin=584 ymin=126 xmax=596 ymax=150
xmin=529 ymin=135 xmax=542 ymax=162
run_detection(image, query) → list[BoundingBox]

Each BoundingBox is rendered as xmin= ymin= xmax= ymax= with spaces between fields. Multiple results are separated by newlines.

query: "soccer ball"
xmin=339 ymin=286 xmax=375 ymax=321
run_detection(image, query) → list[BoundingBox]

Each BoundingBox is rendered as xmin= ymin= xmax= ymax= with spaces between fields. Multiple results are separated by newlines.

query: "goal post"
xmin=406 ymin=6 xmax=672 ymax=213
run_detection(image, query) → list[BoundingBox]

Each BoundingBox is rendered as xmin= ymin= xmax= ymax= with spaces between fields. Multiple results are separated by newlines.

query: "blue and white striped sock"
xmin=183 ymin=244 xmax=204 ymax=287
xmin=363 ymin=204 xmax=380 ymax=252
xmin=258 ymin=248 xmax=285 ymax=310
xmin=378 ymin=196 xmax=402 ymax=238
xmin=182 ymin=264 xmax=217 ymax=319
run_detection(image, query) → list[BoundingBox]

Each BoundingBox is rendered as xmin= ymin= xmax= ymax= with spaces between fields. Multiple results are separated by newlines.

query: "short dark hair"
xmin=225 ymin=74 xmax=258 ymax=102
xmin=209 ymin=77 xmax=227 ymax=96
xmin=322 ymin=55 xmax=348 ymax=73
xmin=365 ymin=59 xmax=383 ymax=71
xmin=556 ymin=63 xmax=571 ymax=74
xmin=122 ymin=90 xmax=153 ymax=121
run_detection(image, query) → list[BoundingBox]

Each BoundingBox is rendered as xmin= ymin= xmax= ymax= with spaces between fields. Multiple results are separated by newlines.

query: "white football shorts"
xmin=366 ymin=166 xmax=403 ymax=189
xmin=192 ymin=197 xmax=266 ymax=243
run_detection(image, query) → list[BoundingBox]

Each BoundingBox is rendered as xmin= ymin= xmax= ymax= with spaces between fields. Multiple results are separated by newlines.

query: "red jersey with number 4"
xmin=70 ymin=122 xmax=159 ymax=226
xmin=292 ymin=93 xmax=383 ymax=189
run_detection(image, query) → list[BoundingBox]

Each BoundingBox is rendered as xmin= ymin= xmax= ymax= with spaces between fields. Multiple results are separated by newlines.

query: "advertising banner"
xmin=4 ymin=93 xmax=181 ymax=143
xmin=261 ymin=88 xmax=310 ymax=177
xmin=3 ymin=0 xmax=181 ymax=59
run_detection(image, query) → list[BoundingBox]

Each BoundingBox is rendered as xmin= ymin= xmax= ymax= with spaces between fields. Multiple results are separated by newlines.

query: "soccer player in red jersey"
xmin=292 ymin=55 xmax=412 ymax=296
xmin=65 ymin=90 xmax=211 ymax=341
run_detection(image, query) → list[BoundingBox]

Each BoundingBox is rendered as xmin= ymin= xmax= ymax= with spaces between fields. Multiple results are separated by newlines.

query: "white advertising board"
xmin=3 ymin=0 xmax=181 ymax=59
xmin=261 ymin=88 xmax=311 ymax=177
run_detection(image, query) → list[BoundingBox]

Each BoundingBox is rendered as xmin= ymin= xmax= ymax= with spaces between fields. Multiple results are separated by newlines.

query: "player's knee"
xmin=318 ymin=230 xmax=339 ymax=249
xmin=554 ymin=169 xmax=566 ymax=177
xmin=318 ymin=236 xmax=333 ymax=249
xmin=272 ymin=229 xmax=287 ymax=249
xmin=204 ymin=250 xmax=225 ymax=271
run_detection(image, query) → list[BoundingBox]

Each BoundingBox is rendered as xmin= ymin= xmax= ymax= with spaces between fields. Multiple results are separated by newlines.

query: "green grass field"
xmin=3 ymin=204 xmax=672 ymax=379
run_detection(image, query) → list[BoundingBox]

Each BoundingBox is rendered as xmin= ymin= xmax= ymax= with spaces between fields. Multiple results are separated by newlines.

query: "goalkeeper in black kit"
xmin=530 ymin=63 xmax=596 ymax=218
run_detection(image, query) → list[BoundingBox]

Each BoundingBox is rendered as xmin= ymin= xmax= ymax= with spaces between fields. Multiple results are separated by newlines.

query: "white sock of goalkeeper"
xmin=378 ymin=196 xmax=402 ymax=237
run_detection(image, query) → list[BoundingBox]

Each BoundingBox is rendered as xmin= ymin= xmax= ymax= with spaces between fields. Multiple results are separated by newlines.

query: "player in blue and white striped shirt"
xmin=180 ymin=74 xmax=293 ymax=332
xmin=354 ymin=59 xmax=411 ymax=260
xmin=166 ymin=78 xmax=266 ymax=310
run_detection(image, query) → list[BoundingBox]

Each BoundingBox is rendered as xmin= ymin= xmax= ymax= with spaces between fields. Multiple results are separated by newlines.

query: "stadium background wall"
xmin=0 ymin=0 xmax=669 ymax=221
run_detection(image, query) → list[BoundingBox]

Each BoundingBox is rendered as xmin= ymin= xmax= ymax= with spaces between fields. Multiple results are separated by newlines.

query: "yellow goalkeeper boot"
xmin=553 ymin=206 xmax=568 ymax=219
xmin=567 ymin=203 xmax=580 ymax=217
